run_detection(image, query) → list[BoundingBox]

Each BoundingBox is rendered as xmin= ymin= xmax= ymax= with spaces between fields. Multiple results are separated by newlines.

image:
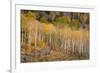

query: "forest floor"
xmin=22 ymin=49 xmax=89 ymax=63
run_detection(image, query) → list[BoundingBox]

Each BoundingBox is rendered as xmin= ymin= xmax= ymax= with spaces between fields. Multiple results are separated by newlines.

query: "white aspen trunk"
xmin=64 ymin=40 xmax=66 ymax=49
xmin=80 ymin=23 xmax=83 ymax=56
xmin=67 ymin=39 xmax=70 ymax=52
xmin=35 ymin=24 xmax=38 ymax=48
xmin=28 ymin=25 xmax=31 ymax=47
xmin=50 ymin=32 xmax=52 ymax=45
xmin=64 ymin=40 xmax=67 ymax=54
xmin=72 ymin=40 xmax=75 ymax=53
xmin=49 ymin=32 xmax=52 ymax=49
xmin=21 ymin=29 xmax=23 ymax=44
xmin=41 ymin=32 xmax=43 ymax=42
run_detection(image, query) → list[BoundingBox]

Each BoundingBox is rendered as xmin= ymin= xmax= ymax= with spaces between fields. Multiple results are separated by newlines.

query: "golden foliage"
xmin=43 ymin=23 xmax=55 ymax=34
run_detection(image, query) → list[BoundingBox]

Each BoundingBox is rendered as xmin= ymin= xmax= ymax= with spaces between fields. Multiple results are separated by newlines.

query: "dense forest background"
xmin=21 ymin=10 xmax=89 ymax=30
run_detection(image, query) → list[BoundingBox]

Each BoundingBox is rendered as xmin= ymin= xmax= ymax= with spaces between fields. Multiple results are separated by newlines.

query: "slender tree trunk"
xmin=35 ymin=24 xmax=38 ymax=48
